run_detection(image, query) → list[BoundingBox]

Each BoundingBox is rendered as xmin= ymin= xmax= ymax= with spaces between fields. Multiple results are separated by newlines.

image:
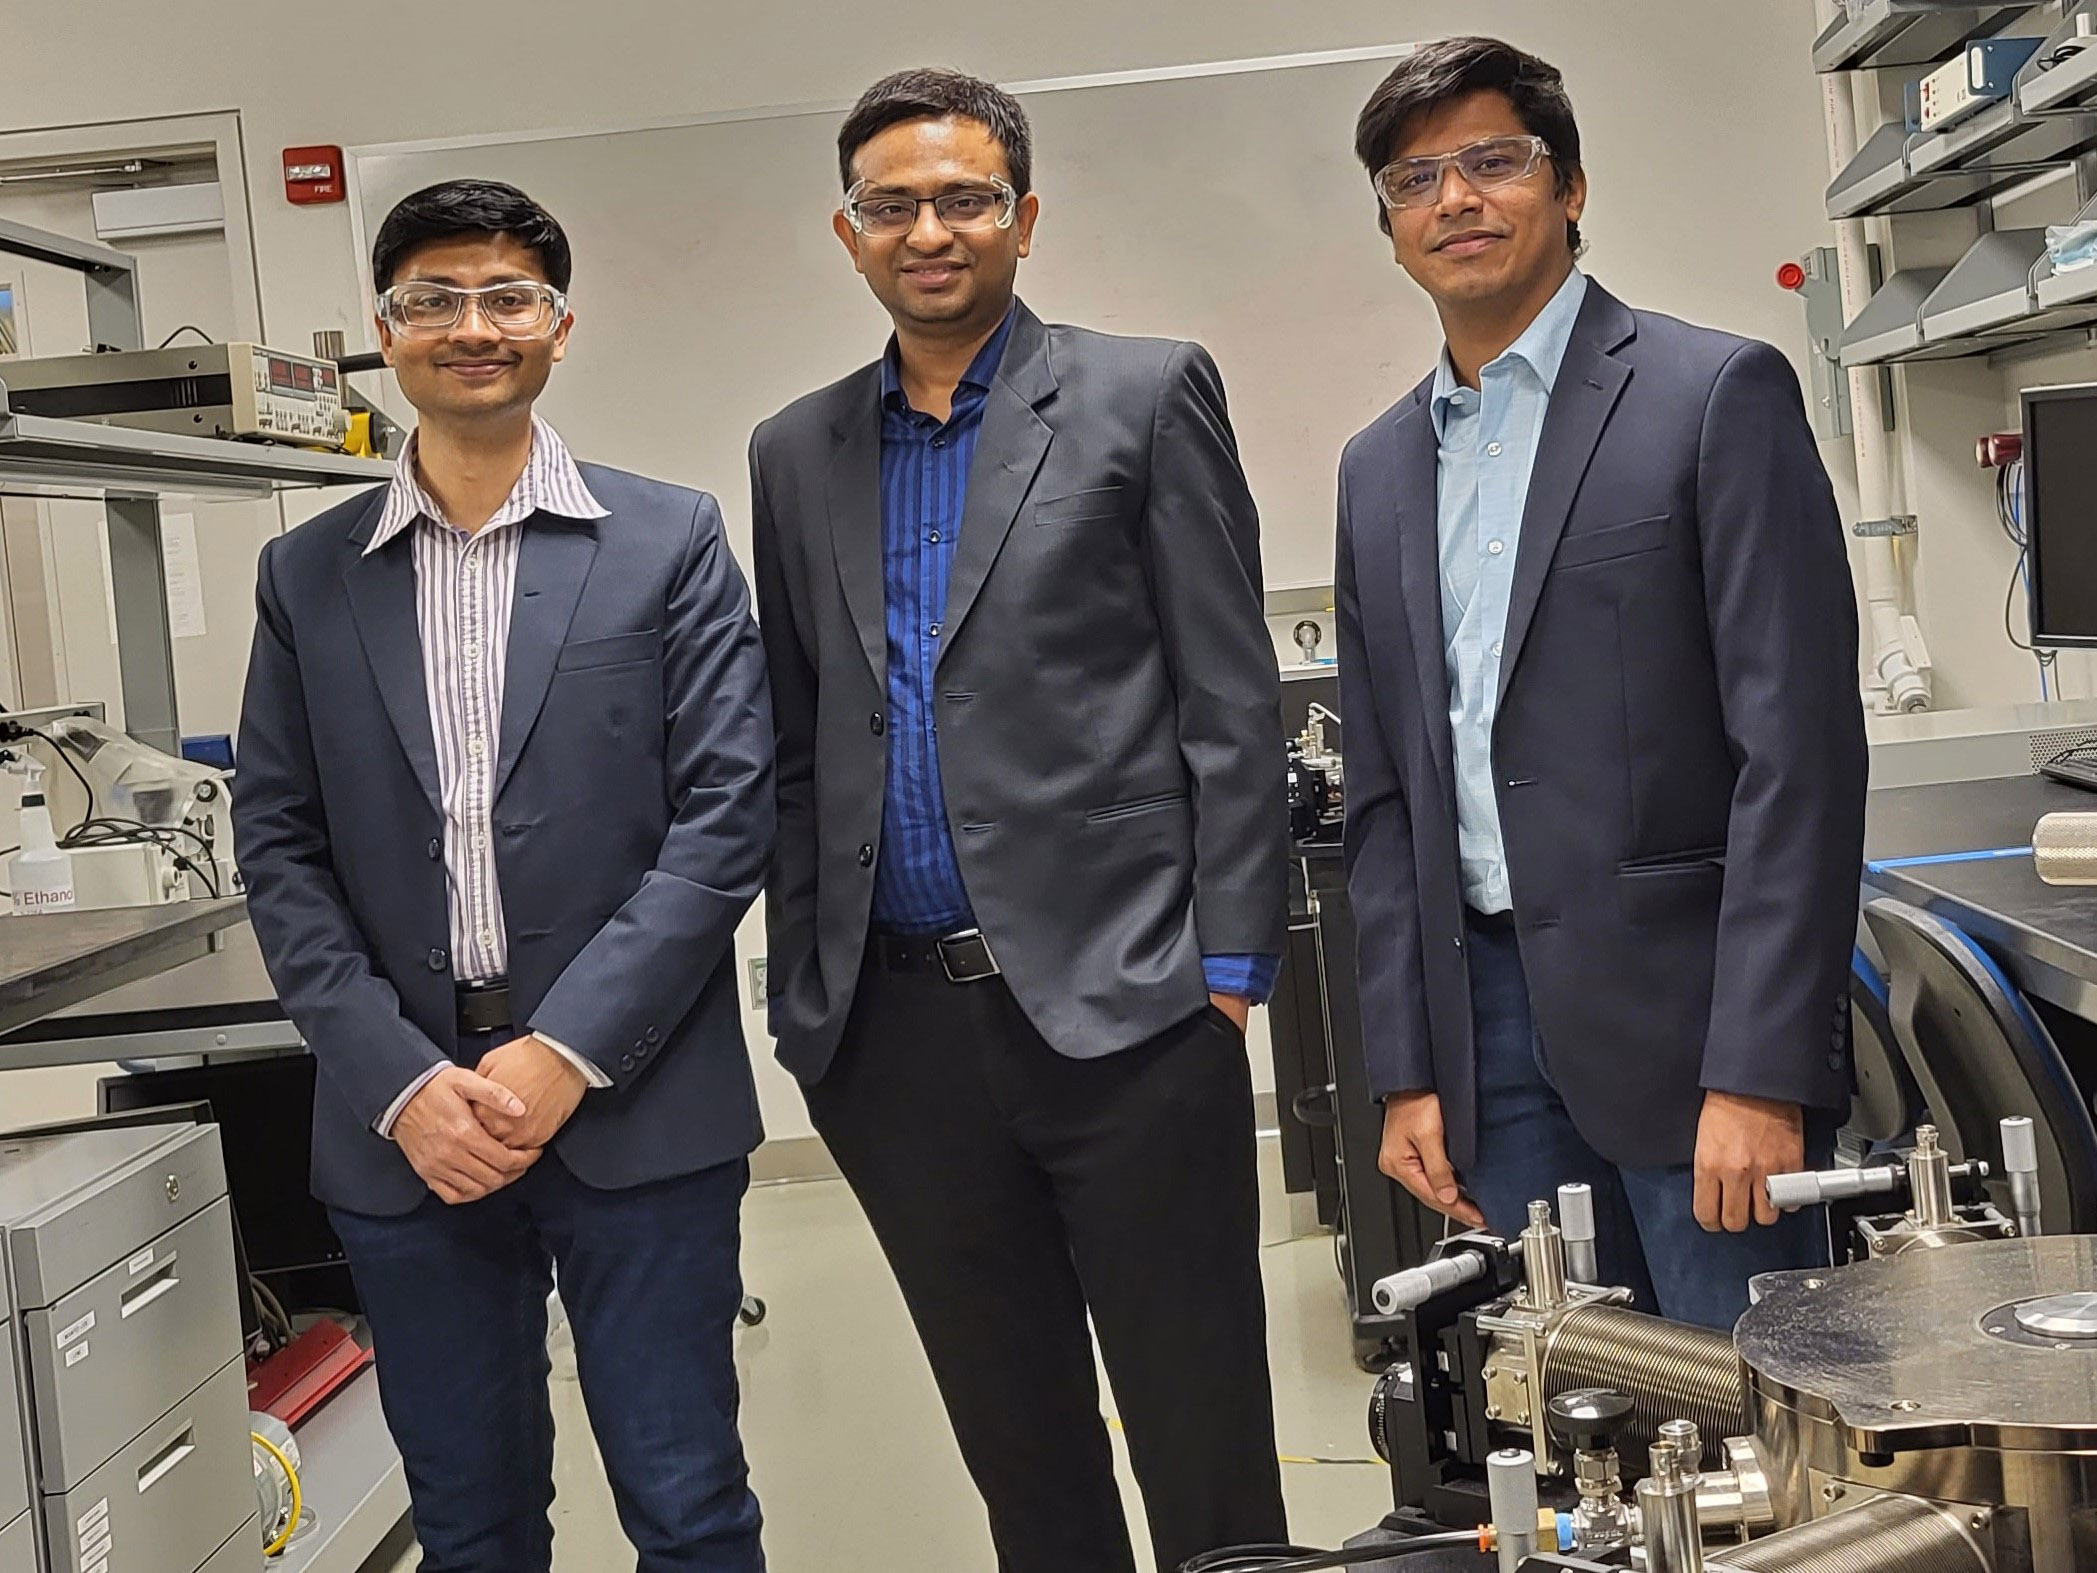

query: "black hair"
xmin=838 ymin=68 xmax=1034 ymax=197
xmin=1353 ymin=37 xmax=1584 ymax=254
xmin=371 ymin=179 xmax=573 ymax=292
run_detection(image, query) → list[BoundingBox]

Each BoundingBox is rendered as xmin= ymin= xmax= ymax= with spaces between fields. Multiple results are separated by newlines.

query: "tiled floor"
xmin=387 ymin=1139 xmax=1393 ymax=1571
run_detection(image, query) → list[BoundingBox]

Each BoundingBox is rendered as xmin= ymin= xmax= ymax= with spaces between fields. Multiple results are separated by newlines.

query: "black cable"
xmin=1180 ymin=1534 xmax=1478 ymax=1573
xmin=2008 ymin=552 xmax=2035 ymax=653
xmin=154 ymin=324 xmax=215 ymax=350
xmin=21 ymin=725 xmax=97 ymax=830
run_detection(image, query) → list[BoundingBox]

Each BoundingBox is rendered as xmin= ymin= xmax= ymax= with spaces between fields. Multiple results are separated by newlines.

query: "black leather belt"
xmin=455 ymin=978 xmax=513 ymax=1036
xmin=1464 ymin=906 xmax=1517 ymax=934
xmin=869 ymin=929 xmax=1002 ymax=983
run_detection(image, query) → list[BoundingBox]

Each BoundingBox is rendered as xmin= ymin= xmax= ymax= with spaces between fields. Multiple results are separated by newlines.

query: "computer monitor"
xmin=2022 ymin=383 xmax=2097 ymax=648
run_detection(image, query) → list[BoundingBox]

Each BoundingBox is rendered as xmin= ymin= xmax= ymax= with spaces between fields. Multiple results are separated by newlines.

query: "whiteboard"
xmin=346 ymin=44 xmax=1825 ymax=593
xmin=347 ymin=49 xmax=1438 ymax=592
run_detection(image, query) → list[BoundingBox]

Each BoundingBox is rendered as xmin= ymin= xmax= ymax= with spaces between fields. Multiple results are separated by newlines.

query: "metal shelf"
xmin=1829 ymin=96 xmax=2097 ymax=221
xmin=1918 ymin=227 xmax=2055 ymax=348
xmin=0 ymin=397 xmax=392 ymax=500
xmin=1841 ymin=266 xmax=1951 ymax=365
xmin=2020 ymin=36 xmax=2097 ymax=114
xmin=1814 ymin=0 xmax=2030 ymax=73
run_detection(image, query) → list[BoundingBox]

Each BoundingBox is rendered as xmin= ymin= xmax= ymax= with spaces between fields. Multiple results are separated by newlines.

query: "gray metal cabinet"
xmin=23 ymin=1197 xmax=242 ymax=1491
xmin=0 ymin=1512 xmax=35 ymax=1573
xmin=0 ymin=1333 xmax=25 ymax=1532
xmin=197 ymin=1518 xmax=262 ymax=1573
xmin=38 ymin=1357 xmax=252 ymax=1573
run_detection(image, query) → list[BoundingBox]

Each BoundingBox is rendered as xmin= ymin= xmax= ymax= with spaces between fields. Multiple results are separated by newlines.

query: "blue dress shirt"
xmin=872 ymin=305 xmax=1276 ymax=1000
xmin=1431 ymin=268 xmax=1589 ymax=914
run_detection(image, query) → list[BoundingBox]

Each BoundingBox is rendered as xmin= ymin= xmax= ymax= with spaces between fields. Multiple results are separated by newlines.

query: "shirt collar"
xmin=880 ymin=300 xmax=1021 ymax=413
xmin=365 ymin=413 xmax=609 ymax=555
xmin=1430 ymin=268 xmax=1590 ymax=439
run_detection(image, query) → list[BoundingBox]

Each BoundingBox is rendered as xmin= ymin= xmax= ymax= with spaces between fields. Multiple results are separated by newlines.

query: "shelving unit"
xmin=0 ymin=221 xmax=392 ymax=757
xmin=1823 ymin=4 xmax=2097 ymax=367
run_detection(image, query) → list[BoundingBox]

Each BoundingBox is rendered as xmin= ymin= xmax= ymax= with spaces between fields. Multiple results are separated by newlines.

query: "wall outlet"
xmin=747 ymin=956 xmax=768 ymax=1012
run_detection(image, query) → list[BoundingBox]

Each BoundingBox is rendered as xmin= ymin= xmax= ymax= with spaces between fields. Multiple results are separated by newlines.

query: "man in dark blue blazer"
xmin=233 ymin=181 xmax=772 ymax=1571
xmin=1336 ymin=40 xmax=1867 ymax=1328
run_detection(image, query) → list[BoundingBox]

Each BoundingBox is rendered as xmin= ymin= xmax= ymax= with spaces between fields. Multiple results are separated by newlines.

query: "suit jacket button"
xmin=870 ymin=712 xmax=886 ymax=736
xmin=427 ymin=948 xmax=448 ymax=972
xmin=1828 ymin=1051 xmax=1845 ymax=1069
xmin=620 ymin=1054 xmax=635 ymax=1072
xmin=426 ymin=838 xmax=442 ymax=860
xmin=859 ymin=844 xmax=876 ymax=868
xmin=645 ymin=1027 xmax=661 ymax=1045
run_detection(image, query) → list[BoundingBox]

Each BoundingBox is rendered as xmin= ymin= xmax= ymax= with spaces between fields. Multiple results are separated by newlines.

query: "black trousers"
xmin=806 ymin=961 xmax=1288 ymax=1573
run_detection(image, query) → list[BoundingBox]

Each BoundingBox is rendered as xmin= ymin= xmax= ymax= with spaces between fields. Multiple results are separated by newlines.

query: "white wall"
xmin=2 ymin=0 xmax=1848 ymax=1140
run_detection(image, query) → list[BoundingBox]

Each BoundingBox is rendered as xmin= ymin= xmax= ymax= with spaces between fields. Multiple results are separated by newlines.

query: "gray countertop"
xmin=0 ymin=899 xmax=248 ymax=1042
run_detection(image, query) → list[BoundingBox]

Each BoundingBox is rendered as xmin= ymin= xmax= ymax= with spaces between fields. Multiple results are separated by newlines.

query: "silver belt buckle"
xmin=938 ymin=928 xmax=1000 ymax=983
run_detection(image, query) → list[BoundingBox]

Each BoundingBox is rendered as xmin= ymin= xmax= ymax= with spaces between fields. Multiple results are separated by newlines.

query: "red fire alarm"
xmin=283 ymin=146 xmax=345 ymax=205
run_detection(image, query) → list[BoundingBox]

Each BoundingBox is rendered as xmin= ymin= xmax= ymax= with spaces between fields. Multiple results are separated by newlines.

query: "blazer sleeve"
xmin=748 ymin=432 xmax=820 ymax=1032
xmin=1693 ymin=341 xmax=1868 ymax=1107
xmin=1334 ymin=460 xmax=1438 ymax=1098
xmin=1141 ymin=341 xmax=1288 ymax=958
xmin=233 ymin=536 xmax=449 ymax=1130
xmin=527 ymin=492 xmax=776 ymax=1082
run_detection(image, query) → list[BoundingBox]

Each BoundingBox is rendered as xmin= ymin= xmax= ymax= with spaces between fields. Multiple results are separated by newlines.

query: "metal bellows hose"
xmin=1715 ymin=1494 xmax=1987 ymax=1573
xmin=1539 ymin=1305 xmax=1747 ymax=1472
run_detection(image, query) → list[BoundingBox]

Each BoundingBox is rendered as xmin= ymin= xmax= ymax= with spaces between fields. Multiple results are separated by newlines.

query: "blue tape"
xmin=1867 ymin=845 xmax=2033 ymax=874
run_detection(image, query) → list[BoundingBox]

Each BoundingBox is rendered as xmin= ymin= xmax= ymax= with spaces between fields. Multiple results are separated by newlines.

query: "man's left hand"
xmin=1693 ymin=1090 xmax=1804 ymax=1233
xmin=474 ymin=1034 xmax=589 ymax=1151
xmin=1209 ymin=993 xmax=1251 ymax=1033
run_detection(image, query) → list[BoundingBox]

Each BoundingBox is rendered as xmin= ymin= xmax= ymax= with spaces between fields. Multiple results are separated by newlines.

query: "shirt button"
xmin=464 ymin=640 xmax=482 ymax=660
xmin=932 ymin=438 xmax=948 ymax=449
xmin=870 ymin=712 xmax=886 ymax=736
xmin=479 ymin=930 xmax=496 ymax=948
xmin=1487 ymin=442 xmax=1504 ymax=457
xmin=928 ymin=531 xmax=942 ymax=545
xmin=427 ymin=948 xmax=448 ymax=972
xmin=1487 ymin=540 xmax=1505 ymax=556
xmin=858 ymin=844 xmax=876 ymax=868
xmin=1491 ymin=641 xmax=1504 ymax=658
xmin=928 ymin=622 xmax=942 ymax=639
xmin=468 ymin=738 xmax=485 ymax=758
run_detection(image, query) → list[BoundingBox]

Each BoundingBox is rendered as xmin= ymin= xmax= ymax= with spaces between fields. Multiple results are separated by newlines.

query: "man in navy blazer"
xmin=234 ymin=181 xmax=772 ymax=1571
xmin=1336 ymin=40 xmax=1866 ymax=1328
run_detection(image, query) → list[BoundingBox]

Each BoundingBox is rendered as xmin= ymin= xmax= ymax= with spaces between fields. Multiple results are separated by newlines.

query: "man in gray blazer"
xmin=1337 ymin=38 xmax=1867 ymax=1330
xmin=235 ymin=181 xmax=771 ymax=1571
xmin=751 ymin=68 xmax=1289 ymax=1573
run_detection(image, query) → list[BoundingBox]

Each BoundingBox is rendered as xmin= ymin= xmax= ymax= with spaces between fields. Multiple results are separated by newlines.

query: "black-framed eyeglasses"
xmin=1373 ymin=135 xmax=1552 ymax=210
xmin=843 ymin=175 xmax=1019 ymax=238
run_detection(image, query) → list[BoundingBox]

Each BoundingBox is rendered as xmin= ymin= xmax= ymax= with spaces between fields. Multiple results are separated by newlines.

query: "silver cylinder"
xmin=1638 ymin=1439 xmax=1705 ymax=1573
xmin=1714 ymin=1495 xmax=1987 ymax=1573
xmin=1539 ymin=1305 xmax=1746 ymax=1472
xmin=1765 ymin=1165 xmax=1900 ymax=1211
xmin=1487 ymin=1448 xmax=1539 ymax=1573
xmin=1372 ymin=1251 xmax=1486 ymax=1315
xmin=2002 ymin=1115 xmax=2042 ymax=1237
xmin=1522 ymin=1199 xmax=1568 ymax=1311
xmin=1696 ymin=1437 xmax=1777 ymax=1535
xmin=1558 ymin=1183 xmax=1599 ymax=1284
xmin=1908 ymin=1126 xmax=1954 ymax=1229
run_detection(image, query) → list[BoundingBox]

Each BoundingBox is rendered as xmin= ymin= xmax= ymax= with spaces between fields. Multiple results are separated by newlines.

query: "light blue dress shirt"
xmin=1430 ymin=268 xmax=1589 ymax=914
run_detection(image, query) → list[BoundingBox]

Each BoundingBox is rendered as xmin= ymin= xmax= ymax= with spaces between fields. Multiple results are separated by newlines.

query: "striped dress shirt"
xmin=369 ymin=415 xmax=613 ymax=1134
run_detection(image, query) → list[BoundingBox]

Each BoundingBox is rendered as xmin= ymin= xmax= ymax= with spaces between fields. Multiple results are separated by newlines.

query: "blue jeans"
xmin=329 ymin=1151 xmax=764 ymax=1573
xmin=1459 ymin=911 xmax=1828 ymax=1329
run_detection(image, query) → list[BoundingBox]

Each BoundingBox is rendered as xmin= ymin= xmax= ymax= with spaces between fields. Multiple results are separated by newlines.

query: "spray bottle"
xmin=8 ymin=753 xmax=75 ymax=916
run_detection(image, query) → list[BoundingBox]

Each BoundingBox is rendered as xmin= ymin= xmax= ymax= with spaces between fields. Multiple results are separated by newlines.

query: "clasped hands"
xmin=392 ymin=1033 xmax=590 ymax=1206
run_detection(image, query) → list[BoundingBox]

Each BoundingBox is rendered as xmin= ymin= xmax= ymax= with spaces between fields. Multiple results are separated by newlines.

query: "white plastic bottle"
xmin=10 ymin=758 xmax=75 ymax=916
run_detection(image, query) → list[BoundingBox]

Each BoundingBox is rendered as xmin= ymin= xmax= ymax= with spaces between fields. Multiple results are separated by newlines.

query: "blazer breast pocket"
xmin=554 ymin=628 xmax=661 ymax=672
xmin=1034 ymin=485 xmax=1128 ymax=527
xmin=1554 ymin=513 xmax=1669 ymax=571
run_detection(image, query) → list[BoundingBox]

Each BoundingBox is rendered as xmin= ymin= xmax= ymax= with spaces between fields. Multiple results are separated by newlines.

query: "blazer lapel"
xmin=937 ymin=306 xmax=1055 ymax=666
xmin=495 ymin=517 xmax=599 ymax=798
xmin=342 ymin=498 xmax=441 ymax=815
xmin=1496 ymin=290 xmax=1636 ymax=704
xmin=1385 ymin=385 xmax=1458 ymax=800
xmin=826 ymin=367 xmax=888 ymax=688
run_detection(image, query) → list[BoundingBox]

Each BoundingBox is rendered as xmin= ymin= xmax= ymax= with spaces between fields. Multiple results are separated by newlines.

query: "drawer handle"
xmin=137 ymin=1426 xmax=195 ymax=1493
xmin=120 ymin=1256 xmax=180 ymax=1319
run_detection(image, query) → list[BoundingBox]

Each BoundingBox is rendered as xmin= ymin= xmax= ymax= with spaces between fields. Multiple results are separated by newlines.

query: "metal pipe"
xmin=1540 ymin=1306 xmax=1747 ymax=1473
xmin=1909 ymin=1125 xmax=1955 ymax=1229
xmin=1696 ymin=1437 xmax=1778 ymax=1536
xmin=1487 ymin=1448 xmax=1539 ymax=1573
xmin=1522 ymin=1199 xmax=1568 ymax=1311
xmin=1638 ymin=1438 xmax=1705 ymax=1573
xmin=1714 ymin=1494 xmax=1987 ymax=1573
